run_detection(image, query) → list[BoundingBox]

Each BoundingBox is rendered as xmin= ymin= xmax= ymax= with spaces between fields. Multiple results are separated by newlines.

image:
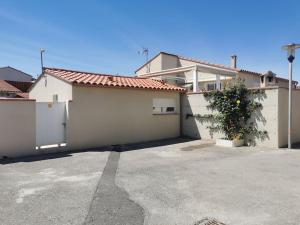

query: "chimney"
xmin=231 ymin=55 xmax=237 ymax=69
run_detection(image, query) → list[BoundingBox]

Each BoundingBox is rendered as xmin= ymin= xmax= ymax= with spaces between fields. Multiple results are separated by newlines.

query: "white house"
xmin=29 ymin=67 xmax=185 ymax=151
xmin=135 ymin=52 xmax=298 ymax=92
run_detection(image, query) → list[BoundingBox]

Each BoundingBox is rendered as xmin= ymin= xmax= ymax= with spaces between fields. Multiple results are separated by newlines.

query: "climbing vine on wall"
xmin=187 ymin=79 xmax=268 ymax=142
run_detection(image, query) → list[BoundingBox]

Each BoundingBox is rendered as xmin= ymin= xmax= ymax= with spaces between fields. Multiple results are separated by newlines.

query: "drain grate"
xmin=194 ymin=217 xmax=228 ymax=225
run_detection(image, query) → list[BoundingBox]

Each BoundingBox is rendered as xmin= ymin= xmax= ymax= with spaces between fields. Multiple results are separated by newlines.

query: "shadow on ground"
xmin=0 ymin=137 xmax=196 ymax=165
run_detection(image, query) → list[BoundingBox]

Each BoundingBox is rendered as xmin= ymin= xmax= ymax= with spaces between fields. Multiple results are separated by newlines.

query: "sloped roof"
xmin=135 ymin=51 xmax=261 ymax=75
xmin=0 ymin=80 xmax=21 ymax=93
xmin=44 ymin=67 xmax=185 ymax=92
xmin=176 ymin=53 xmax=238 ymax=72
xmin=16 ymin=92 xmax=29 ymax=98
xmin=5 ymin=80 xmax=33 ymax=92
xmin=0 ymin=66 xmax=33 ymax=82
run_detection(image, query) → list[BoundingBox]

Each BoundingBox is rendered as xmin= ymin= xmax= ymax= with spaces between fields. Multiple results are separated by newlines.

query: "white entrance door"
xmin=36 ymin=102 xmax=66 ymax=147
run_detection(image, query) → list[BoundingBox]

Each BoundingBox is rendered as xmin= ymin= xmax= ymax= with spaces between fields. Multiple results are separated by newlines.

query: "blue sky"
xmin=0 ymin=0 xmax=299 ymax=80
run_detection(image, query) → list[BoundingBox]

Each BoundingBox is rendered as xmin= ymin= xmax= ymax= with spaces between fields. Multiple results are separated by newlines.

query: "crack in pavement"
xmin=83 ymin=151 xmax=144 ymax=225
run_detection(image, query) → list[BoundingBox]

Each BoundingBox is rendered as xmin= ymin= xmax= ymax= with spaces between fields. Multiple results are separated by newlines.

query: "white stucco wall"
xmin=136 ymin=54 xmax=162 ymax=75
xmin=0 ymin=99 xmax=36 ymax=158
xmin=181 ymin=88 xmax=280 ymax=148
xmin=136 ymin=53 xmax=179 ymax=75
xmin=67 ymin=87 xmax=181 ymax=150
xmin=237 ymin=72 xmax=261 ymax=88
xmin=161 ymin=53 xmax=179 ymax=70
xmin=135 ymin=53 xmax=294 ymax=91
xmin=136 ymin=54 xmax=263 ymax=89
xmin=29 ymin=74 xmax=73 ymax=102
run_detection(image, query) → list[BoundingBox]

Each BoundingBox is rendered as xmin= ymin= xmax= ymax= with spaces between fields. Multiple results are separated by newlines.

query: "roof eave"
xmin=72 ymin=82 xmax=185 ymax=93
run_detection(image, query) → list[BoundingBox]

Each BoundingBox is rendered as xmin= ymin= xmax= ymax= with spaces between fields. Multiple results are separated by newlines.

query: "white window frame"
xmin=153 ymin=98 xmax=176 ymax=115
xmin=207 ymin=83 xmax=217 ymax=91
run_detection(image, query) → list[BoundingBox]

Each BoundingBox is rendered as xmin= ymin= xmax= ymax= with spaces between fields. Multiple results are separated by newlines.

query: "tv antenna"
xmin=138 ymin=47 xmax=150 ymax=73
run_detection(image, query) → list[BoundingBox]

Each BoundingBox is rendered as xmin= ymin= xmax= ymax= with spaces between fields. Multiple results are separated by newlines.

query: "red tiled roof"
xmin=44 ymin=67 xmax=185 ymax=92
xmin=239 ymin=69 xmax=262 ymax=76
xmin=5 ymin=80 xmax=33 ymax=92
xmin=16 ymin=92 xmax=29 ymax=98
xmin=0 ymin=80 xmax=21 ymax=93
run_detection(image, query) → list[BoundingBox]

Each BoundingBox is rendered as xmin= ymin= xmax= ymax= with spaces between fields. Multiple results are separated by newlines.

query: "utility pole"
xmin=40 ymin=48 xmax=45 ymax=74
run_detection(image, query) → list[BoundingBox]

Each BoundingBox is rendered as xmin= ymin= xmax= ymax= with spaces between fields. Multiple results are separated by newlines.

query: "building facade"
xmin=29 ymin=67 xmax=184 ymax=151
xmin=135 ymin=52 xmax=297 ymax=92
xmin=0 ymin=66 xmax=34 ymax=98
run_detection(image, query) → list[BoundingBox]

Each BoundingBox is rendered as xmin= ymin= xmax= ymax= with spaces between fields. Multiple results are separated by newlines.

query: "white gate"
xmin=36 ymin=102 xmax=67 ymax=147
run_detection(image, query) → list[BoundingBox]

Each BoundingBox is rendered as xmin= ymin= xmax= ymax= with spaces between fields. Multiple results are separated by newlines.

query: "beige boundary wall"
xmin=1 ymin=87 xmax=181 ymax=158
xmin=3 ymin=86 xmax=300 ymax=159
xmin=182 ymin=87 xmax=300 ymax=148
xmin=67 ymin=87 xmax=181 ymax=150
xmin=278 ymin=88 xmax=300 ymax=147
xmin=0 ymin=99 xmax=36 ymax=158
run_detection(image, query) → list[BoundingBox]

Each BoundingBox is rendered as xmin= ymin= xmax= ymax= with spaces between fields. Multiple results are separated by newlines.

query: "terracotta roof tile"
xmin=239 ymin=69 xmax=262 ymax=76
xmin=16 ymin=92 xmax=29 ymax=98
xmin=0 ymin=80 xmax=21 ymax=93
xmin=44 ymin=67 xmax=185 ymax=92
xmin=5 ymin=80 xmax=33 ymax=92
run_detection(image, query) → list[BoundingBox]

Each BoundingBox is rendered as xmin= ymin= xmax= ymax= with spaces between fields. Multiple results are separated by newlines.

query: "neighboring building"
xmin=135 ymin=52 xmax=298 ymax=92
xmin=0 ymin=80 xmax=22 ymax=98
xmin=0 ymin=79 xmax=30 ymax=98
xmin=0 ymin=66 xmax=34 ymax=82
xmin=29 ymin=67 xmax=185 ymax=150
xmin=259 ymin=70 xmax=296 ymax=89
xmin=5 ymin=80 xmax=33 ymax=92
xmin=0 ymin=66 xmax=34 ymax=98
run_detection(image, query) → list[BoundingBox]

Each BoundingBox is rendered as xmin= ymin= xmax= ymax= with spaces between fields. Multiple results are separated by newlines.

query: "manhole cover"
xmin=194 ymin=217 xmax=228 ymax=225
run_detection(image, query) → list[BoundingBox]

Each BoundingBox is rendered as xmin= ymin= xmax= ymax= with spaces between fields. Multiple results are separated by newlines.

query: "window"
xmin=0 ymin=92 xmax=15 ymax=97
xmin=207 ymin=83 xmax=217 ymax=91
xmin=207 ymin=83 xmax=216 ymax=91
xmin=268 ymin=77 xmax=273 ymax=82
xmin=53 ymin=94 xmax=58 ymax=103
xmin=153 ymin=98 xmax=176 ymax=114
xmin=166 ymin=107 xmax=175 ymax=112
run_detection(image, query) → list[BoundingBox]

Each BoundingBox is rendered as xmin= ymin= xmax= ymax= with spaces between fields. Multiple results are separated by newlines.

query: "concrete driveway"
xmin=117 ymin=140 xmax=300 ymax=225
xmin=0 ymin=151 xmax=109 ymax=225
xmin=1 ymin=139 xmax=300 ymax=225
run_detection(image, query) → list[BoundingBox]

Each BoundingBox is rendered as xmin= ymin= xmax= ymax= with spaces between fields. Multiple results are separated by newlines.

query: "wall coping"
xmin=248 ymin=86 xmax=300 ymax=91
xmin=186 ymin=86 xmax=300 ymax=95
xmin=0 ymin=98 xmax=36 ymax=101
